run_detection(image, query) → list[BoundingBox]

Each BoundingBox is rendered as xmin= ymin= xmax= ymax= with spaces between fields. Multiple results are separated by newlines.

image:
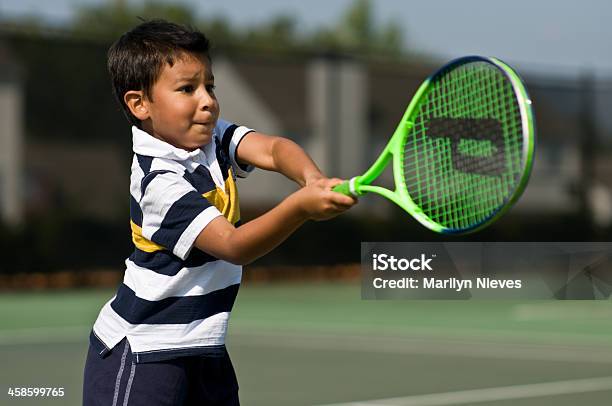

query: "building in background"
xmin=0 ymin=43 xmax=23 ymax=226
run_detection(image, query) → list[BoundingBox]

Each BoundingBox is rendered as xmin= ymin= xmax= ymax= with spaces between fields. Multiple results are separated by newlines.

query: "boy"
xmin=82 ymin=19 xmax=356 ymax=405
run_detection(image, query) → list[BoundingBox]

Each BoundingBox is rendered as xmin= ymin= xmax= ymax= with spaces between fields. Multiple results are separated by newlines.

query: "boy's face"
xmin=140 ymin=52 xmax=219 ymax=151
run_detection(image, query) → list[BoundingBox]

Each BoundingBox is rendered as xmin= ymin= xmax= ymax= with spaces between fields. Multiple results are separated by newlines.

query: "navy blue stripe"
xmin=183 ymin=166 xmax=216 ymax=194
xmin=221 ymin=124 xmax=238 ymax=158
xmin=133 ymin=345 xmax=226 ymax=364
xmin=215 ymin=126 xmax=236 ymax=175
xmin=130 ymin=248 xmax=218 ymax=276
xmin=150 ymin=191 xmax=212 ymax=252
xmin=130 ymin=193 xmax=142 ymax=227
xmin=141 ymin=170 xmax=173 ymax=196
xmin=233 ymin=131 xmax=254 ymax=175
xmin=215 ymin=144 xmax=230 ymax=175
xmin=130 ymin=195 xmax=143 ymax=227
xmin=110 ymin=283 xmax=240 ymax=324
xmin=136 ymin=154 xmax=153 ymax=175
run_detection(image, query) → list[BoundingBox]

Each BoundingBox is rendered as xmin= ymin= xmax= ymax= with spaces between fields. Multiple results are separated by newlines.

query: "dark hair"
xmin=107 ymin=19 xmax=211 ymax=126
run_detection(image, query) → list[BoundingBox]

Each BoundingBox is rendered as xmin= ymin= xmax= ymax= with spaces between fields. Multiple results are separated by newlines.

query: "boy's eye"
xmin=179 ymin=85 xmax=194 ymax=93
xmin=206 ymin=84 xmax=216 ymax=93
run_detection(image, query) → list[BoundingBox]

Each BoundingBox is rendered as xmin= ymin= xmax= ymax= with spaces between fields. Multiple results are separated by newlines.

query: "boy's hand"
xmin=303 ymin=172 xmax=325 ymax=187
xmin=293 ymin=177 xmax=357 ymax=221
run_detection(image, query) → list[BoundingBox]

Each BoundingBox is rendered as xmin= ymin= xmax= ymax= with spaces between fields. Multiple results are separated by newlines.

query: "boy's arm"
xmin=195 ymin=130 xmax=356 ymax=265
xmin=194 ymin=178 xmax=355 ymax=265
xmin=235 ymin=132 xmax=324 ymax=186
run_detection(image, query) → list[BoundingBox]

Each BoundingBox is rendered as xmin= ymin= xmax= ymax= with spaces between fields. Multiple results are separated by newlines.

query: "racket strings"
xmin=402 ymin=61 xmax=524 ymax=230
xmin=445 ymin=65 xmax=520 ymax=228
xmin=444 ymin=68 xmax=519 ymax=227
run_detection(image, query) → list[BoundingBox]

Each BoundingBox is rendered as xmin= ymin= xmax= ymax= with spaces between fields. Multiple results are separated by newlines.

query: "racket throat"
xmin=348 ymin=177 xmax=360 ymax=197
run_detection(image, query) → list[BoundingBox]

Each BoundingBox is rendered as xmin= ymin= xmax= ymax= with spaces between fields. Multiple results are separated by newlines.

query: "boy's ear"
xmin=124 ymin=90 xmax=149 ymax=120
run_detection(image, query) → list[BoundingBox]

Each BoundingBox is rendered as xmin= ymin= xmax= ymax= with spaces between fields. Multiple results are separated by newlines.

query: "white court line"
xmin=232 ymin=319 xmax=612 ymax=346
xmin=317 ymin=376 xmax=612 ymax=406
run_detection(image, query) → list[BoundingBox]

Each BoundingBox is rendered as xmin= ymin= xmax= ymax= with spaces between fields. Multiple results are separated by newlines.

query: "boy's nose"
xmin=199 ymin=90 xmax=216 ymax=111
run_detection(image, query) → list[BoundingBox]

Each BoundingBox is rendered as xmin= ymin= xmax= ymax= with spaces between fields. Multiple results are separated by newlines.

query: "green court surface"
xmin=1 ymin=283 xmax=612 ymax=405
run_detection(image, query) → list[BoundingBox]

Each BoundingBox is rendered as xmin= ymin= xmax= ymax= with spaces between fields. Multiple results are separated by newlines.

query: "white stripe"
xmin=173 ymin=205 xmax=222 ymax=260
xmin=130 ymin=157 xmax=186 ymax=214
xmin=229 ymin=126 xmax=255 ymax=178
xmin=140 ymin=171 xmax=195 ymax=240
xmin=123 ymin=258 xmax=241 ymax=301
xmin=132 ymin=126 xmax=201 ymax=161
xmin=130 ymin=156 xmax=145 ymax=202
xmin=317 ymin=376 xmax=612 ymax=406
xmin=149 ymin=157 xmax=185 ymax=174
xmin=93 ymin=302 xmax=231 ymax=354
xmin=93 ymin=299 xmax=132 ymax=350
xmin=128 ymin=312 xmax=230 ymax=353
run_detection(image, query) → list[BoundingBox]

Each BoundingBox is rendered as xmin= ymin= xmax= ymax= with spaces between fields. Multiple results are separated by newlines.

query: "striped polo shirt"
xmin=90 ymin=119 xmax=254 ymax=363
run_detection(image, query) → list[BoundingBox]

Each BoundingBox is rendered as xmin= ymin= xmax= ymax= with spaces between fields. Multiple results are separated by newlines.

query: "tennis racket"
xmin=333 ymin=56 xmax=535 ymax=234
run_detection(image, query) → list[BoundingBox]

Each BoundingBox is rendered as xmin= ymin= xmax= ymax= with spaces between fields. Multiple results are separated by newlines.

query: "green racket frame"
xmin=334 ymin=56 xmax=535 ymax=234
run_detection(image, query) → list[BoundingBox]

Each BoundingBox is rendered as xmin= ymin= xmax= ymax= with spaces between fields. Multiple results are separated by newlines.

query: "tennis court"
xmin=1 ymin=283 xmax=612 ymax=405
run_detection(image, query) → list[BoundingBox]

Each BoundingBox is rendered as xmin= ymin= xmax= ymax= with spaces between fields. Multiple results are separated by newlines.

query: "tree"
xmin=65 ymin=0 xmax=405 ymax=57
xmin=71 ymin=1 xmax=197 ymax=39
xmin=310 ymin=0 xmax=404 ymax=57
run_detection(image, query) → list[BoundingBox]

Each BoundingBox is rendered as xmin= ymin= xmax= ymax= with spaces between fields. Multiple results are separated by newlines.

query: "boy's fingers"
xmin=330 ymin=192 xmax=357 ymax=207
xmin=326 ymin=178 xmax=344 ymax=187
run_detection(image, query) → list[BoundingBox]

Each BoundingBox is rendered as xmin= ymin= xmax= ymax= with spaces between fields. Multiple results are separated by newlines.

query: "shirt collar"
xmin=132 ymin=126 xmax=211 ymax=161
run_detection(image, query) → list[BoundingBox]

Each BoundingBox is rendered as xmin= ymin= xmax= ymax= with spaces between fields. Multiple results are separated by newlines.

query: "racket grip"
xmin=332 ymin=180 xmax=353 ymax=196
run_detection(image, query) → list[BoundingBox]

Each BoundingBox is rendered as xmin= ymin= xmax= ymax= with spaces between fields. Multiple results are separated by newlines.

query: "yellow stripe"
xmin=202 ymin=168 xmax=241 ymax=224
xmin=130 ymin=221 xmax=165 ymax=253
xmin=129 ymin=168 xmax=241 ymax=251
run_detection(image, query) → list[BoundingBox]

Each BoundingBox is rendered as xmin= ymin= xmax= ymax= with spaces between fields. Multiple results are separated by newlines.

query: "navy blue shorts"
xmin=83 ymin=338 xmax=239 ymax=406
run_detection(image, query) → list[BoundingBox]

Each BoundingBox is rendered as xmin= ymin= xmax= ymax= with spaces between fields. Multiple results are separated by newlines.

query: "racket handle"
xmin=332 ymin=181 xmax=351 ymax=196
xmin=332 ymin=177 xmax=359 ymax=197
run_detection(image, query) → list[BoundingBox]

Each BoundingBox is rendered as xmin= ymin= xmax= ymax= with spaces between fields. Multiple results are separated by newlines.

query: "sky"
xmin=1 ymin=0 xmax=611 ymax=78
